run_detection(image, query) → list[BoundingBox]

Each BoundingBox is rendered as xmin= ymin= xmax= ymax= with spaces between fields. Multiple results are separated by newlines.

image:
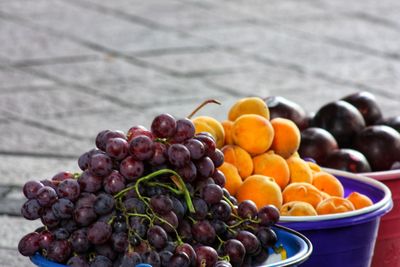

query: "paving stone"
xmin=0 ymin=19 xmax=99 ymax=62
xmin=0 ymin=196 xmax=24 ymax=216
xmin=1 ymin=0 xmax=209 ymax=53
xmin=25 ymin=57 xmax=161 ymax=84
xmin=0 ymin=67 xmax=54 ymax=89
xmin=0 ymin=247 xmax=34 ymax=267
xmin=136 ymin=48 xmax=264 ymax=76
xmin=0 ymin=215 xmax=41 ymax=249
xmin=0 ymin=155 xmax=78 ymax=187
xmin=0 ymin=119 xmax=92 ymax=156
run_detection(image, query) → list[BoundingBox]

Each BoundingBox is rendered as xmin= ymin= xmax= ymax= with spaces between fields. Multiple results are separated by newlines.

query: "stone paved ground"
xmin=1 ymin=0 xmax=400 ymax=265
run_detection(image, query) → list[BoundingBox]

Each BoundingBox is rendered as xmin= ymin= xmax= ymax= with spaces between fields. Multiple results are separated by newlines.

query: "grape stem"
xmin=222 ymin=195 xmax=238 ymax=215
xmin=126 ymin=212 xmax=152 ymax=222
xmin=186 ymin=99 xmax=221 ymax=119
xmin=146 ymin=181 xmax=183 ymax=196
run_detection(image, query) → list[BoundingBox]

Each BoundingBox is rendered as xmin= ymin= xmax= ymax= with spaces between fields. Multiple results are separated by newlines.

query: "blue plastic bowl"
xmin=30 ymin=225 xmax=312 ymax=267
xmin=280 ymin=168 xmax=393 ymax=267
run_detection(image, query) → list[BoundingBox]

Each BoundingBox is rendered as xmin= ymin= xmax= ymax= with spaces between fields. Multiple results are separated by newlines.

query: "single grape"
xmin=52 ymin=171 xmax=74 ymax=182
xmin=210 ymin=219 xmax=227 ymax=236
xmin=67 ymin=255 xmax=89 ymax=267
xmin=56 ymin=179 xmax=80 ymax=202
xmin=113 ymin=219 xmax=127 ymax=233
xmin=91 ymin=255 xmax=112 ymax=267
xmin=209 ymin=149 xmax=224 ymax=168
xmin=178 ymin=220 xmax=192 ymax=242
xmin=119 ymin=156 xmax=144 ymax=181
xmin=215 ymin=260 xmax=233 ymax=267
xmin=78 ymin=149 xmax=101 ymax=171
xmin=111 ymin=232 xmax=128 ymax=253
xmin=212 ymin=169 xmax=226 ymax=187
xmin=106 ymin=137 xmax=129 ymax=160
xmin=170 ymin=196 xmax=185 ymax=221
xmin=202 ymin=184 xmax=223 ymax=205
xmin=175 ymin=243 xmax=196 ymax=266
xmin=223 ymin=239 xmax=246 ymax=267
xmin=128 ymin=234 xmax=140 ymax=247
xmin=155 ymin=211 xmax=179 ymax=234
xmin=184 ymin=139 xmax=205 ymax=160
xmin=236 ymin=230 xmax=260 ymax=255
xmin=127 ymin=125 xmax=154 ymax=142
xmin=52 ymin=198 xmax=74 ymax=219
xmin=89 ymin=153 xmax=113 ymax=177
xmin=53 ymin=227 xmax=70 ymax=240
xmin=195 ymin=157 xmax=215 ymax=178
xmin=172 ymin=118 xmax=195 ymax=142
xmin=151 ymin=113 xmax=177 ymax=138
xmin=39 ymin=230 xmax=54 ymax=250
xmin=96 ymin=130 xmax=125 ymax=151
xmin=159 ymin=250 xmax=173 ymax=267
xmin=170 ymin=252 xmax=190 ymax=267
xmin=70 ymin=228 xmax=90 ymax=253
xmin=75 ymin=192 xmax=96 ymax=209
xmin=120 ymin=251 xmax=142 ymax=267
xmin=95 ymin=243 xmax=117 ymax=261
xmin=238 ymin=200 xmax=258 ymax=220
xmin=60 ymin=219 xmax=78 ymax=233
xmin=147 ymin=225 xmax=168 ymax=250
xmin=93 ymin=193 xmax=115 ymax=215
xmin=47 ymin=240 xmax=72 ymax=263
xmin=18 ymin=232 xmax=40 ymax=256
xmin=78 ymin=171 xmax=103 ymax=193
xmin=129 ymin=135 xmax=155 ymax=160
xmin=192 ymin=198 xmax=208 ymax=220
xmin=36 ymin=186 xmax=58 ymax=207
xmin=252 ymin=248 xmax=270 ymax=265
xmin=40 ymin=207 xmax=60 ymax=228
xmin=74 ymin=206 xmax=97 ymax=226
xmin=103 ymin=170 xmax=126 ymax=194
xmin=195 ymin=246 xmax=218 ymax=267
xmin=149 ymin=142 xmax=168 ymax=165
xmin=150 ymin=194 xmax=173 ymax=215
xmin=176 ymin=161 xmax=197 ymax=183
xmin=40 ymin=179 xmax=57 ymax=190
xmin=21 ymin=199 xmax=42 ymax=220
xmin=168 ymin=144 xmax=191 ymax=167
xmin=195 ymin=135 xmax=216 ymax=156
xmin=23 ymin=180 xmax=44 ymax=199
xmin=210 ymin=200 xmax=231 ymax=221
xmin=123 ymin=197 xmax=146 ymax=214
xmin=129 ymin=217 xmax=148 ymax=238
xmin=87 ymin=221 xmax=112 ymax=245
xmin=256 ymin=227 xmax=278 ymax=249
xmin=192 ymin=220 xmax=216 ymax=245
xmin=258 ymin=205 xmax=280 ymax=226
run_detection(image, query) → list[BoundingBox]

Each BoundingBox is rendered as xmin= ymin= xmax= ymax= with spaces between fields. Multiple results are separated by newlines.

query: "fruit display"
xmin=18 ymin=111 xmax=289 ymax=267
xmin=266 ymin=92 xmax=400 ymax=172
xmin=192 ymin=97 xmax=373 ymax=217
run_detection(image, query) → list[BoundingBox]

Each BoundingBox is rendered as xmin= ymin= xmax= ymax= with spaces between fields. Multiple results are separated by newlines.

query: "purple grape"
xmin=195 ymin=157 xmax=215 ymax=178
xmin=74 ymin=207 xmax=97 ymax=226
xmin=236 ymin=230 xmax=260 ymax=255
xmin=175 ymin=243 xmax=196 ymax=266
xmin=119 ymin=156 xmax=144 ymax=181
xmin=91 ymin=255 xmax=112 ymax=267
xmin=89 ymin=153 xmax=113 ymax=177
xmin=70 ymin=228 xmax=90 ymax=253
xmin=172 ymin=118 xmax=195 ymax=142
xmin=40 ymin=207 xmax=60 ymax=228
xmin=147 ymin=225 xmax=168 ymax=250
xmin=123 ymin=197 xmax=146 ymax=214
xmin=151 ymin=113 xmax=177 ymax=138
xmin=56 ymin=179 xmax=80 ymax=201
xmin=258 ymin=205 xmax=280 ymax=226
xmin=88 ymin=221 xmax=112 ymax=245
xmin=127 ymin=125 xmax=154 ymax=142
xmin=202 ymin=184 xmax=223 ymax=205
xmin=149 ymin=142 xmax=168 ymax=166
xmin=195 ymin=135 xmax=216 ymax=156
xmin=176 ymin=161 xmax=197 ymax=183
xmin=47 ymin=240 xmax=72 ymax=263
xmin=53 ymin=227 xmax=70 ymax=240
xmin=256 ymin=227 xmax=278 ymax=249
xmin=168 ymin=144 xmax=191 ymax=167
xmin=67 ymin=255 xmax=89 ymax=267
xmin=78 ymin=149 xmax=101 ymax=171
xmin=129 ymin=217 xmax=148 ymax=238
xmin=223 ymin=239 xmax=245 ymax=267
xmin=192 ymin=220 xmax=216 ymax=245
xmin=150 ymin=194 xmax=173 ymax=215
xmin=192 ymin=198 xmax=208 ymax=220
xmin=178 ymin=220 xmax=192 ymax=242
xmin=18 ymin=232 xmax=40 ymax=256
xmin=96 ymin=130 xmax=125 ymax=151
xmin=160 ymin=250 xmax=173 ymax=267
xmin=142 ymin=251 xmax=161 ymax=267
xmin=103 ymin=170 xmax=126 ymax=194
xmin=212 ymin=170 xmax=226 ymax=187
xmin=39 ymin=230 xmax=54 ymax=250
xmin=75 ymin=192 xmax=96 ymax=209
xmin=61 ymin=219 xmax=78 ymax=233
xmin=36 ymin=186 xmax=58 ymax=207
xmin=106 ymin=137 xmax=129 ymax=160
xmin=170 ymin=252 xmax=190 ymax=267
xmin=21 ymin=199 xmax=42 ymax=220
xmin=209 ymin=149 xmax=224 ymax=168
xmin=93 ymin=193 xmax=115 ymax=215
xmin=210 ymin=219 xmax=227 ymax=236
xmin=210 ymin=200 xmax=231 ymax=221
xmin=94 ymin=243 xmax=117 ymax=261
xmin=78 ymin=171 xmax=103 ymax=193
xmin=52 ymin=198 xmax=74 ymax=219
xmin=238 ymin=200 xmax=258 ymax=220
xmin=155 ymin=211 xmax=179 ymax=234
xmin=195 ymin=246 xmax=218 ymax=267
xmin=184 ymin=139 xmax=205 ymax=160
xmin=23 ymin=180 xmax=44 ymax=199
xmin=52 ymin=171 xmax=74 ymax=182
xmin=120 ymin=251 xmax=142 ymax=267
xmin=129 ymin=135 xmax=155 ymax=160
xmin=111 ymin=232 xmax=128 ymax=253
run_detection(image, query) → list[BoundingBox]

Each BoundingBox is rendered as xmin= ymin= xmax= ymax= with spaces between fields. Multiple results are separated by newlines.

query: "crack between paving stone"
xmin=5 ymin=54 xmax=101 ymax=68
xmin=0 ymin=150 xmax=79 ymax=159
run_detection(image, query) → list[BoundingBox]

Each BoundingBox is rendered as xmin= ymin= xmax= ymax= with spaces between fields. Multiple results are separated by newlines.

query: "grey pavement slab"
xmin=0 ymin=67 xmax=54 ymax=89
xmin=0 ymin=215 xmax=41 ymax=249
xmin=0 ymin=155 xmax=78 ymax=187
xmin=0 ymin=19 xmax=99 ymax=63
xmin=0 ymin=247 xmax=34 ymax=267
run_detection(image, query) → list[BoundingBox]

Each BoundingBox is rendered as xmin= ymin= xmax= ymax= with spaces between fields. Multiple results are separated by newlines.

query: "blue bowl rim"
xmin=30 ymin=225 xmax=313 ymax=267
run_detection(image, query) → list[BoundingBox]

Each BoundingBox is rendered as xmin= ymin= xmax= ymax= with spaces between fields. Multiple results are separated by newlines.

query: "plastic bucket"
xmin=279 ymin=169 xmax=393 ymax=267
xmin=30 ymin=225 xmax=312 ymax=267
xmin=362 ymin=170 xmax=400 ymax=267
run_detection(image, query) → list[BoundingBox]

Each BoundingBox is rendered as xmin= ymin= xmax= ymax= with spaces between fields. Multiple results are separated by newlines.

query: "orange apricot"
xmin=236 ymin=175 xmax=282 ymax=209
xmin=280 ymin=201 xmax=318 ymax=216
xmin=192 ymin=116 xmax=225 ymax=148
xmin=253 ymin=151 xmax=290 ymax=189
xmin=232 ymin=114 xmax=274 ymax=155
xmin=270 ymin=118 xmax=301 ymax=159
xmin=222 ymin=145 xmax=254 ymax=179
xmin=312 ymin=171 xmax=344 ymax=197
xmin=307 ymin=161 xmax=322 ymax=173
xmin=347 ymin=192 xmax=373 ymax=210
xmin=316 ymin=196 xmax=355 ymax=215
xmin=228 ymin=97 xmax=270 ymax=121
xmin=282 ymin=182 xmax=324 ymax=208
xmin=218 ymin=162 xmax=243 ymax=196
xmin=286 ymin=156 xmax=313 ymax=184
xmin=221 ymin=120 xmax=234 ymax=145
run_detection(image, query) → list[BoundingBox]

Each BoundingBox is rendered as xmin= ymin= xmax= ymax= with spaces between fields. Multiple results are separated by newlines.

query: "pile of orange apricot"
xmin=192 ymin=97 xmax=373 ymax=216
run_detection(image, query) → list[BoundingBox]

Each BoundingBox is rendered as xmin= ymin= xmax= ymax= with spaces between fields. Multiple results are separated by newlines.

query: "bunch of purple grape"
xmin=18 ymin=113 xmax=280 ymax=267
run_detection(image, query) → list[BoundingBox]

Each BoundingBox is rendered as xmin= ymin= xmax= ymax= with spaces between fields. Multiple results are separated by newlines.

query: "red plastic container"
xmin=363 ymin=170 xmax=400 ymax=267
